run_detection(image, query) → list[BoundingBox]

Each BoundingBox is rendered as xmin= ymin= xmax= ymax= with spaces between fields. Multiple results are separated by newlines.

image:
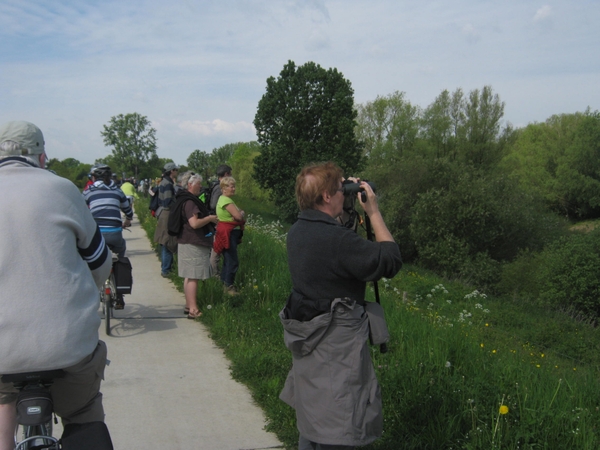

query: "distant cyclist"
xmin=120 ymin=177 xmax=138 ymax=205
xmin=0 ymin=121 xmax=112 ymax=449
xmin=83 ymin=164 xmax=133 ymax=309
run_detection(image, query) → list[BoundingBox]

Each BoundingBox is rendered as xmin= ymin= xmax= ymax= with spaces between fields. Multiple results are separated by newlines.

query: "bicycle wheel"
xmin=105 ymin=272 xmax=117 ymax=336
xmin=104 ymin=291 xmax=112 ymax=335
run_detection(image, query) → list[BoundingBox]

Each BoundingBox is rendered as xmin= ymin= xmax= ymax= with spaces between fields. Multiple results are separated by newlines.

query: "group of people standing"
xmin=149 ymin=160 xmax=403 ymax=450
xmin=152 ymin=162 xmax=245 ymax=319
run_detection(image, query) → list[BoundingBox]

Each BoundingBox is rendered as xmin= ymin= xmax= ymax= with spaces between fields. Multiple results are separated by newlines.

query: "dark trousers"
xmin=221 ymin=229 xmax=241 ymax=287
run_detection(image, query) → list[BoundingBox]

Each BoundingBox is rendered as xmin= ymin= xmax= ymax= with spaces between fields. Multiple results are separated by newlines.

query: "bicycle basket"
xmin=16 ymin=386 xmax=53 ymax=426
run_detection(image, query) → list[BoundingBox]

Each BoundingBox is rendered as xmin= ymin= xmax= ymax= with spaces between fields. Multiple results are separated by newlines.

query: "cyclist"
xmin=120 ymin=177 xmax=138 ymax=205
xmin=0 ymin=121 xmax=112 ymax=450
xmin=83 ymin=163 xmax=133 ymax=309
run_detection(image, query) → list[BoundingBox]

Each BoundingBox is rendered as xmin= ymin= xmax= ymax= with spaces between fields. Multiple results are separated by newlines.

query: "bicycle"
xmin=1 ymin=370 xmax=64 ymax=450
xmin=1 ymin=370 xmax=114 ymax=450
xmin=101 ymin=223 xmax=133 ymax=336
xmin=100 ymin=253 xmax=119 ymax=336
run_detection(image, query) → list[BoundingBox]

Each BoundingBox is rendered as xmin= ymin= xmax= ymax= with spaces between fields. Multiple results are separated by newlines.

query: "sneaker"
xmin=223 ymin=285 xmax=239 ymax=296
xmin=161 ymin=272 xmax=169 ymax=278
xmin=114 ymin=295 xmax=125 ymax=310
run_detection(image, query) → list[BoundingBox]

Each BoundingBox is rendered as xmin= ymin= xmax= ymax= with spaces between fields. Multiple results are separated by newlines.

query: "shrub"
xmin=496 ymin=249 xmax=544 ymax=300
xmin=409 ymin=163 xmax=564 ymax=287
xmin=537 ymin=229 xmax=600 ymax=317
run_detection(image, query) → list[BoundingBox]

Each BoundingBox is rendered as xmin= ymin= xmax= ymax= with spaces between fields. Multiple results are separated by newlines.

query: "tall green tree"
xmin=47 ymin=158 xmax=91 ymax=189
xmin=187 ymin=143 xmax=239 ymax=182
xmin=229 ymin=141 xmax=270 ymax=202
xmin=355 ymin=91 xmax=420 ymax=164
xmin=187 ymin=149 xmax=212 ymax=181
xmin=101 ymin=113 xmax=158 ymax=179
xmin=501 ymin=110 xmax=600 ymax=219
xmin=210 ymin=143 xmax=238 ymax=169
xmin=461 ymin=86 xmax=506 ymax=167
xmin=254 ymin=60 xmax=364 ymax=221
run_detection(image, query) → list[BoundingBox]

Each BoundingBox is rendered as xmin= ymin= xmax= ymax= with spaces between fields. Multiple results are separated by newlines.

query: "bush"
xmin=408 ymin=163 xmax=564 ymax=287
xmin=496 ymin=249 xmax=544 ymax=300
xmin=537 ymin=229 xmax=600 ymax=317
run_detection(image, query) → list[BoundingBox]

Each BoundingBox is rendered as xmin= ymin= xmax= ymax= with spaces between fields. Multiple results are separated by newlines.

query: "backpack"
xmin=200 ymin=180 xmax=219 ymax=214
xmin=149 ymin=187 xmax=159 ymax=213
xmin=168 ymin=191 xmax=215 ymax=237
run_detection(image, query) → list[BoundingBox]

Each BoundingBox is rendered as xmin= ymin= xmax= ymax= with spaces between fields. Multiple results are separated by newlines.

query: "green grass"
xmin=136 ymin=196 xmax=600 ymax=449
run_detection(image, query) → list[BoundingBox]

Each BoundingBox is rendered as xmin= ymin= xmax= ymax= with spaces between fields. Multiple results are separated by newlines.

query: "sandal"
xmin=184 ymin=307 xmax=190 ymax=315
xmin=187 ymin=309 xmax=202 ymax=319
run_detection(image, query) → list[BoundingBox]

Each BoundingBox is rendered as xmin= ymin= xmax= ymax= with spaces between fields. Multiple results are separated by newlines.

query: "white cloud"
xmin=533 ymin=5 xmax=553 ymax=23
xmin=178 ymin=120 xmax=255 ymax=137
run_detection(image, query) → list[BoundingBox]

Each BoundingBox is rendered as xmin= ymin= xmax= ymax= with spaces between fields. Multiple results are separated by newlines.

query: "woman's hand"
xmin=225 ymin=203 xmax=245 ymax=222
xmin=357 ymin=181 xmax=379 ymax=216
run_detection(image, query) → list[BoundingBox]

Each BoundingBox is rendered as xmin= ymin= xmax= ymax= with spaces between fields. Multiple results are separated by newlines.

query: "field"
xmin=136 ymin=197 xmax=600 ymax=449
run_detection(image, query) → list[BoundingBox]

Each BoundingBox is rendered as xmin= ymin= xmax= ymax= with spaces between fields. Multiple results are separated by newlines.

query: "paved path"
xmin=85 ymin=215 xmax=282 ymax=449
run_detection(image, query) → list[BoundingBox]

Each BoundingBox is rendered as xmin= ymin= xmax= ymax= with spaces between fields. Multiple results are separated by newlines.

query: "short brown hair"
xmin=295 ymin=162 xmax=343 ymax=211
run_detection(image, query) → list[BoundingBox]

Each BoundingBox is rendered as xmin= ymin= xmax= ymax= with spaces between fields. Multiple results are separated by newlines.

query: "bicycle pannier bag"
xmin=16 ymin=386 xmax=53 ymax=426
xmin=113 ymin=256 xmax=133 ymax=294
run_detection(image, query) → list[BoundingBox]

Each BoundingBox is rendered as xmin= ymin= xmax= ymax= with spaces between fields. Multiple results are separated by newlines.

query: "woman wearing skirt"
xmin=173 ymin=171 xmax=218 ymax=319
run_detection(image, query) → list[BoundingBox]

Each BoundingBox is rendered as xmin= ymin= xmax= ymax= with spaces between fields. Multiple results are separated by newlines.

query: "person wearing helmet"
xmin=0 ymin=121 xmax=113 ymax=448
xmin=84 ymin=172 xmax=93 ymax=191
xmin=83 ymin=163 xmax=134 ymax=309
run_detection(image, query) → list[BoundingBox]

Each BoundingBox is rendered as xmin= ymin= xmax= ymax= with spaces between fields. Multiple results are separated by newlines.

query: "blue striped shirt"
xmin=83 ymin=180 xmax=133 ymax=229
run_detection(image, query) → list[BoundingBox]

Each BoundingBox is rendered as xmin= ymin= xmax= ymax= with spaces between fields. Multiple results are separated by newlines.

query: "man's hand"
xmin=123 ymin=219 xmax=132 ymax=228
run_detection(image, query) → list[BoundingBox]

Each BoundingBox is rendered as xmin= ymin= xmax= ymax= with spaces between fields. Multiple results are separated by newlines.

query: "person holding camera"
xmin=280 ymin=161 xmax=402 ymax=450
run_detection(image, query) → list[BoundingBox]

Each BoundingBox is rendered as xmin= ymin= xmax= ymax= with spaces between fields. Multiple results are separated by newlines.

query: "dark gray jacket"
xmin=286 ymin=209 xmax=401 ymax=302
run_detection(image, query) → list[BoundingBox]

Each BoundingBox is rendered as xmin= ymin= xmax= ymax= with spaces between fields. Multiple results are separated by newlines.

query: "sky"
xmin=1 ymin=0 xmax=599 ymax=165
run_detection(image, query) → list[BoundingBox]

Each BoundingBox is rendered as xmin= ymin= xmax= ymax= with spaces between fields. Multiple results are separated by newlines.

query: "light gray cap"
xmin=164 ymin=162 xmax=179 ymax=171
xmin=0 ymin=121 xmax=45 ymax=156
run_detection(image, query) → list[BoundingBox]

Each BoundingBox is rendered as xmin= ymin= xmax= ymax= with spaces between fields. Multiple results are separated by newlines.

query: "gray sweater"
xmin=0 ymin=158 xmax=111 ymax=373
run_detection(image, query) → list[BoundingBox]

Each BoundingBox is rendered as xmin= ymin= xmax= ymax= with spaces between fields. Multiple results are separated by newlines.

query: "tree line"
xmin=49 ymin=60 xmax=600 ymax=318
xmin=250 ymin=61 xmax=600 ymax=319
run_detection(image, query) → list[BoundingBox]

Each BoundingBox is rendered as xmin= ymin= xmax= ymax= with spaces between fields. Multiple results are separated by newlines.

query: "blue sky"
xmin=1 ymin=0 xmax=599 ymax=165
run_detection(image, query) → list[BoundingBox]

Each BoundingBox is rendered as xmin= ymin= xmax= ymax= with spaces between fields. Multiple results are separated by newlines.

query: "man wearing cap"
xmin=154 ymin=162 xmax=179 ymax=277
xmin=0 ymin=121 xmax=112 ymax=448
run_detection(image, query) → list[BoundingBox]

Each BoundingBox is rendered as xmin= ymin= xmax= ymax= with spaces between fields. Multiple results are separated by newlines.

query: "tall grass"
xmin=136 ymin=197 xmax=600 ymax=449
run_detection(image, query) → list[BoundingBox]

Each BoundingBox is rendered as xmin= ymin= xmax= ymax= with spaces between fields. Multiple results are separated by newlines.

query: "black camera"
xmin=341 ymin=180 xmax=376 ymax=203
